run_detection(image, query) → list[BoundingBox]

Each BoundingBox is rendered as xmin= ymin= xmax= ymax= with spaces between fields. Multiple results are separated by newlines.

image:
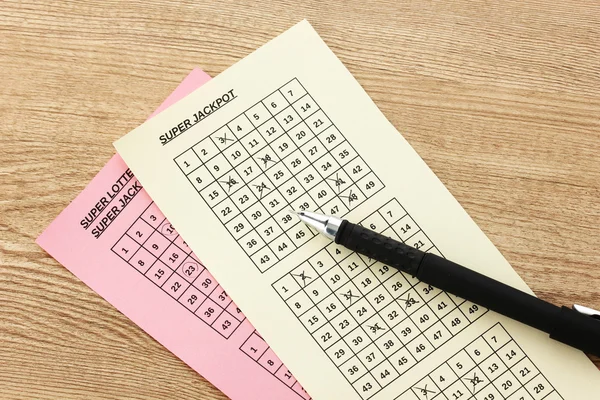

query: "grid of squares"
xmin=272 ymin=198 xmax=488 ymax=400
xmin=173 ymin=78 xmax=384 ymax=273
xmin=396 ymin=323 xmax=563 ymax=400
xmin=111 ymin=201 xmax=245 ymax=338
xmin=240 ymin=330 xmax=311 ymax=399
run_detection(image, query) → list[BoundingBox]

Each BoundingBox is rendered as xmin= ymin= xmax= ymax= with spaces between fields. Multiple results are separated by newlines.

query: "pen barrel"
xmin=548 ymin=306 xmax=600 ymax=357
xmin=335 ymin=221 xmax=425 ymax=275
xmin=417 ymin=254 xmax=561 ymax=333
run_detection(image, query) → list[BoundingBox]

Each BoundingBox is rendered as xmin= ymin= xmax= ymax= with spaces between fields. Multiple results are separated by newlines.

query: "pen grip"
xmin=335 ymin=221 xmax=425 ymax=275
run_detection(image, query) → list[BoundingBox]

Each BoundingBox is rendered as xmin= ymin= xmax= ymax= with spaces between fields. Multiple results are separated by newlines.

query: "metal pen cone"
xmin=294 ymin=210 xmax=343 ymax=240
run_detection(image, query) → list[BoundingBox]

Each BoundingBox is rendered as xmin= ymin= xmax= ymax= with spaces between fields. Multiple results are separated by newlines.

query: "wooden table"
xmin=1 ymin=1 xmax=599 ymax=398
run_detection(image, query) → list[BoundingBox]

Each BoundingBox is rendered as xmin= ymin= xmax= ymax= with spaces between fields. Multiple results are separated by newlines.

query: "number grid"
xmin=272 ymin=198 xmax=488 ymax=399
xmin=396 ymin=323 xmax=563 ymax=400
xmin=111 ymin=201 xmax=245 ymax=338
xmin=173 ymin=78 xmax=384 ymax=273
xmin=240 ymin=330 xmax=311 ymax=399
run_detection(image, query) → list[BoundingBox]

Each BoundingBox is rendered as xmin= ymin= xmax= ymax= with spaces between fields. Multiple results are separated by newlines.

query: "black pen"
xmin=295 ymin=210 xmax=600 ymax=357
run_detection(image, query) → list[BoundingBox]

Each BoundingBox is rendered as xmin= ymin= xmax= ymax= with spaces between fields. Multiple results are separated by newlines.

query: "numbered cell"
xmin=331 ymin=140 xmax=359 ymax=167
xmin=442 ymin=307 xmax=470 ymax=336
xmin=290 ymin=260 xmax=318 ymax=290
xmin=195 ymin=268 xmax=219 ymax=296
xmin=373 ymin=262 xmax=398 ymax=283
xmin=524 ymin=374 xmax=552 ymax=400
xmin=367 ymin=285 xmax=394 ymax=313
xmin=343 ymin=157 xmax=370 ymax=182
xmin=325 ymin=166 xmax=352 ymax=197
xmin=246 ymin=101 xmax=272 ymax=128
xmin=262 ymin=90 xmax=289 ymax=116
xmin=317 ymin=293 xmax=345 ymax=321
xmin=407 ymin=334 xmax=435 ymax=362
xmin=381 ymin=272 xmax=411 ymax=300
xmin=448 ymin=350 xmax=476 ymax=378
xmin=512 ymin=356 xmax=539 ymax=385
xmin=291 ymin=192 xmax=319 ymax=215
xmin=309 ymin=180 xmax=336 ymax=207
xmin=279 ymin=177 xmax=304 ymax=203
xmin=308 ymin=248 xmax=337 ymax=274
xmin=321 ymin=265 xmax=350 ymax=292
xmin=325 ymin=339 xmax=353 ymax=367
xmin=256 ymin=217 xmax=284 ymax=244
xmin=410 ymin=376 xmax=440 ymax=400
xmin=359 ymin=210 xmax=388 ymax=236
xmin=271 ymin=133 xmax=298 ymax=160
xmin=465 ymin=336 xmax=494 ymax=364
xmin=205 ymin=152 xmax=233 ymax=181
xmin=355 ymin=268 xmax=379 ymax=296
xmin=231 ymin=185 xmax=258 ymax=212
xmin=389 ymin=345 xmax=417 ymax=376
xmin=163 ymin=272 xmax=190 ymax=300
xmin=462 ymin=366 xmax=488 ymax=395
xmin=209 ymin=285 xmax=232 ymax=309
xmin=198 ymin=181 xmax=226 ymax=209
xmin=283 ymin=148 xmax=310 ymax=175
xmin=357 ymin=173 xmax=384 ymax=199
xmin=348 ymin=297 xmax=376 ymax=326
xmin=285 ymin=288 xmax=314 ymax=317
xmin=259 ymin=118 xmax=285 ymax=142
xmin=352 ymin=373 xmax=381 ymax=400
xmin=179 ymin=284 xmax=205 ymax=312
xmin=174 ymin=148 xmax=203 ymax=175
xmin=241 ymin=129 xmax=268 ymax=156
xmin=236 ymin=158 xmax=262 ymax=186
xmin=300 ymin=136 xmax=327 ymax=164
xmin=240 ymin=331 xmax=269 ymax=360
xmin=224 ymin=213 xmax=252 ymax=241
xmin=187 ymin=164 xmax=213 ymax=192
xmin=498 ymin=340 xmax=525 ymax=368
xmin=430 ymin=362 xmax=458 ymax=392
xmin=301 ymin=307 xmax=327 ymax=333
xmin=248 ymin=174 xmax=275 ymax=202
xmin=442 ymin=380 xmax=472 ymax=400
xmin=304 ymin=276 xmax=331 ymax=305
xmin=335 ymin=281 xmax=363 ymax=309
xmin=127 ymin=217 xmax=155 ymax=245
xmin=191 ymin=137 xmax=220 ymax=163
xmin=492 ymin=369 xmax=519 ymax=397
xmin=474 ymin=385 xmax=503 ymax=400
xmin=339 ymin=254 xmax=367 ymax=280
xmin=287 ymin=220 xmax=315 ymax=248
xmin=414 ymin=281 xmax=441 ymax=303
xmin=380 ymin=301 xmax=406 ymax=331
xmin=373 ymin=329 xmax=402 ymax=359
xmin=314 ymin=151 xmax=341 ymax=179
xmin=340 ymin=355 xmax=368 ymax=383
xmin=363 ymin=314 xmax=391 ymax=341
xmin=216 ymin=170 xmax=244 ymax=196
xmin=373 ymin=359 xmax=400 ymax=388
xmin=227 ymin=113 xmax=254 ymax=139
xmin=223 ymin=140 xmax=250 ymax=167
xmin=144 ymin=260 xmax=174 ymax=287
xmin=275 ymin=105 xmax=302 ymax=131
xmin=391 ymin=214 xmax=420 ymax=243
xmin=430 ymin=292 xmax=455 ymax=319
xmin=287 ymin=121 xmax=314 ymax=148
xmin=331 ymin=310 xmax=359 ymax=337
xmin=172 ymin=233 xmax=191 ymax=254
xmin=257 ymin=346 xmax=284 ymax=374
xmin=273 ymin=208 xmax=298 ymax=233
xmin=213 ymin=310 xmax=240 ymax=338
xmin=296 ymin=164 xmax=320 ymax=192
xmin=397 ymin=287 xmax=425 ymax=315
xmin=313 ymin=322 xmax=341 ymax=350
xmin=306 ymin=109 xmax=332 ymax=135
xmin=395 ymin=317 xmax=421 ymax=345
xmin=480 ymin=352 xmax=508 ymax=382
xmin=268 ymin=233 xmax=296 ymax=261
xmin=113 ymin=233 xmax=141 ymax=262
xmin=325 ymin=241 xmax=354 ymax=264
xmin=343 ymin=325 xmax=371 ymax=353
xmin=291 ymin=93 xmax=318 ymax=117
xmin=210 ymin=126 xmax=238 ymax=152
xmin=250 ymin=247 xmax=278 ymax=272
xmin=339 ymin=184 xmax=366 ymax=211
xmin=129 ymin=247 xmax=156 ymax=273
xmin=482 ymin=323 xmax=512 ymax=351
xmin=238 ymin=229 xmax=266 ymax=256
xmin=379 ymin=200 xmax=407 ymax=226
xmin=275 ymin=367 xmax=297 ymax=388
xmin=319 ymin=126 xmax=344 ymax=152
xmin=226 ymin=301 xmax=245 ymax=322
xmin=159 ymin=242 xmax=187 ymax=270
xmin=321 ymin=196 xmax=350 ymax=218
xmin=459 ymin=301 xmax=486 ymax=323
xmin=280 ymin=79 xmax=307 ymax=104
xmin=272 ymin=273 xmax=302 ymax=301
xmin=177 ymin=256 xmax=204 ymax=282
xmin=140 ymin=202 xmax=166 ymax=229
xmin=195 ymin=297 xmax=223 ymax=326
xmin=214 ymin=197 xmax=239 ymax=224
xmin=253 ymin=146 xmax=280 ymax=172
xmin=407 ymin=230 xmax=434 ymax=253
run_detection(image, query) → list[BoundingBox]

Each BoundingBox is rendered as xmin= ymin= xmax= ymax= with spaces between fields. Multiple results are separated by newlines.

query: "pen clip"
xmin=573 ymin=304 xmax=600 ymax=320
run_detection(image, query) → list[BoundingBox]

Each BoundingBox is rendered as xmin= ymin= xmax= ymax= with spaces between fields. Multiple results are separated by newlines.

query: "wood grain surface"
xmin=1 ymin=1 xmax=599 ymax=398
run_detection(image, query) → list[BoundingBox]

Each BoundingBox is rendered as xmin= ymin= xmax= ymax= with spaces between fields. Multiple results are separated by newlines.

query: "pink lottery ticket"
xmin=36 ymin=68 xmax=309 ymax=400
